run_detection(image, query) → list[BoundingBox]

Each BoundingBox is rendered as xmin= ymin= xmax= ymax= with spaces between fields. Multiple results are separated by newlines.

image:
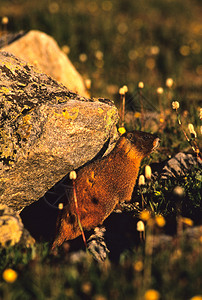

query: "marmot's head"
xmin=121 ymin=130 xmax=160 ymax=157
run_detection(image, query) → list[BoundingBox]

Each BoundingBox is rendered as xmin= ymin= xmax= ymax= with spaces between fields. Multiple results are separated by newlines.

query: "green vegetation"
xmin=0 ymin=0 xmax=202 ymax=102
xmin=0 ymin=0 xmax=202 ymax=299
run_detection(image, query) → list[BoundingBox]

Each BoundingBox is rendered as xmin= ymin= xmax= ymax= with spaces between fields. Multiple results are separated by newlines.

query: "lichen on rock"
xmin=0 ymin=51 xmax=119 ymax=211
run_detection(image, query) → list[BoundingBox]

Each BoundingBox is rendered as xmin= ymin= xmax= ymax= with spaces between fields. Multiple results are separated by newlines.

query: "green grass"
xmin=0 ymin=0 xmax=202 ymax=102
xmin=0 ymin=233 xmax=201 ymax=300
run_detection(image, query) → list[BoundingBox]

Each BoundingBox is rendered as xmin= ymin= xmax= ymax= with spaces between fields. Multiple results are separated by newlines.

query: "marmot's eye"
xmin=142 ymin=135 xmax=150 ymax=141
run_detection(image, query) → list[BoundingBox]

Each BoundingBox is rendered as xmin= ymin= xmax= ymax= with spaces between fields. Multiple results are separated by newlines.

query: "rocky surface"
xmin=151 ymin=152 xmax=202 ymax=180
xmin=2 ymin=30 xmax=89 ymax=97
xmin=0 ymin=51 xmax=119 ymax=211
xmin=0 ymin=204 xmax=34 ymax=248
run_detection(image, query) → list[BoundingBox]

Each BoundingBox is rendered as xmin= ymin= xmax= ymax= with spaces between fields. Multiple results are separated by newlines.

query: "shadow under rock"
xmin=103 ymin=212 xmax=140 ymax=262
xmin=20 ymin=197 xmax=59 ymax=242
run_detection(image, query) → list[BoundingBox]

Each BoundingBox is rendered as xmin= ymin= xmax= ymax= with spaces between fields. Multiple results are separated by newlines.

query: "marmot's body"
xmin=52 ymin=131 xmax=160 ymax=248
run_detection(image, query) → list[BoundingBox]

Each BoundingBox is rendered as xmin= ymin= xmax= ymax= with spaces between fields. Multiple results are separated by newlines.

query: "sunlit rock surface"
xmin=2 ymin=30 xmax=89 ymax=97
xmin=0 ymin=51 xmax=119 ymax=211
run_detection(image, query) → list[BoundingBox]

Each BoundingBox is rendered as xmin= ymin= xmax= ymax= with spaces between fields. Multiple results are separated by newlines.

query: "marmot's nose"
xmin=152 ymin=138 xmax=160 ymax=150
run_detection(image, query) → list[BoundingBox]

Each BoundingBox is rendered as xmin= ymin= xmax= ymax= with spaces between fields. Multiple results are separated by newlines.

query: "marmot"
xmin=52 ymin=130 xmax=160 ymax=248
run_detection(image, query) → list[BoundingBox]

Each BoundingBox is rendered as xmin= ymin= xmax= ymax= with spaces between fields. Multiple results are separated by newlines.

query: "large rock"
xmin=2 ymin=30 xmax=89 ymax=97
xmin=0 ymin=51 xmax=119 ymax=211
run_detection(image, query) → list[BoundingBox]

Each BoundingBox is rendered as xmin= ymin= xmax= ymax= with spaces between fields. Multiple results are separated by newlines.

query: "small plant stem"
xmin=158 ymin=94 xmax=163 ymax=117
xmin=121 ymin=93 xmax=126 ymax=126
xmin=140 ymin=188 xmax=146 ymax=209
xmin=119 ymin=94 xmax=123 ymax=126
xmin=72 ymin=180 xmax=87 ymax=248
xmin=143 ymin=225 xmax=153 ymax=289
xmin=176 ymin=110 xmax=201 ymax=159
xmin=139 ymin=89 xmax=144 ymax=130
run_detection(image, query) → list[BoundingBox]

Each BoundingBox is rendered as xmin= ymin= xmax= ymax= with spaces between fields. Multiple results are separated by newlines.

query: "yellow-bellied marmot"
xmin=52 ymin=130 xmax=160 ymax=248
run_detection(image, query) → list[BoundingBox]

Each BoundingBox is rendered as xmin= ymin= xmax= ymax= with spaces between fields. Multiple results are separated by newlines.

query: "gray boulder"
xmin=0 ymin=51 xmax=119 ymax=211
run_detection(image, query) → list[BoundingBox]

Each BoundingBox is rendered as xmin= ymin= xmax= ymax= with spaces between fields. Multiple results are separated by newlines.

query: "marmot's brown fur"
xmin=52 ymin=131 xmax=160 ymax=248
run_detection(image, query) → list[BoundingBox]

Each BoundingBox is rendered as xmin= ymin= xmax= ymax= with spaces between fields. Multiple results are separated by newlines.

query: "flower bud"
xmin=119 ymin=87 xmax=125 ymax=95
xmin=2 ymin=16 xmax=9 ymax=25
xmin=145 ymin=165 xmax=152 ymax=180
xmin=137 ymin=220 xmax=145 ymax=232
xmin=173 ymin=186 xmax=185 ymax=197
xmin=138 ymin=175 xmax=145 ymax=186
xmin=58 ymin=203 xmax=64 ymax=210
xmin=69 ymin=171 xmax=77 ymax=180
xmin=172 ymin=101 xmax=180 ymax=110
xmin=188 ymin=123 xmax=197 ymax=138
xmin=85 ymin=79 xmax=91 ymax=89
xmin=138 ymin=81 xmax=144 ymax=89
xmin=166 ymin=78 xmax=174 ymax=88
xmin=123 ymin=85 xmax=128 ymax=93
xmin=156 ymin=87 xmax=164 ymax=94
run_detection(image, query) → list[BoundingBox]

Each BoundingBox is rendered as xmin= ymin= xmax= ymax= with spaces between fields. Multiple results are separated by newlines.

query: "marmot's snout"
xmin=152 ymin=137 xmax=160 ymax=151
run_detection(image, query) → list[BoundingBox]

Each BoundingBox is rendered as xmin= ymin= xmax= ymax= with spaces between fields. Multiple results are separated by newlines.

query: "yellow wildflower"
xmin=81 ymin=282 xmax=92 ymax=295
xmin=133 ymin=260 xmax=144 ymax=272
xmin=118 ymin=127 xmax=126 ymax=135
xmin=144 ymin=289 xmax=160 ymax=300
xmin=134 ymin=112 xmax=141 ymax=118
xmin=190 ymin=296 xmax=202 ymax=300
xmin=181 ymin=217 xmax=193 ymax=227
xmin=2 ymin=268 xmax=18 ymax=283
xmin=155 ymin=215 xmax=166 ymax=227
xmin=140 ymin=210 xmax=151 ymax=221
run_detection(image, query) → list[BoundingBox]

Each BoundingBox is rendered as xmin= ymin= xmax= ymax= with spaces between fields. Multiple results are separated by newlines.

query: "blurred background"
xmin=0 ymin=0 xmax=202 ymax=108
